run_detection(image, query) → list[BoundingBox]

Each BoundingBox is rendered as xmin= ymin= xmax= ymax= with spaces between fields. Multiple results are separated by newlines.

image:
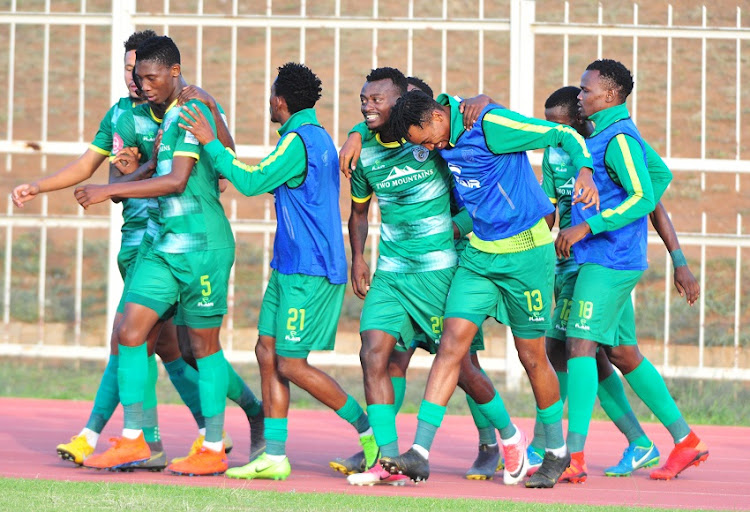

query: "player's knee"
xmin=276 ymin=356 xmax=303 ymax=380
xmin=359 ymin=342 xmax=389 ymax=373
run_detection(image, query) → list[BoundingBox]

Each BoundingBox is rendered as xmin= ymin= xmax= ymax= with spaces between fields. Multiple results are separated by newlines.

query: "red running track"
xmin=1 ymin=397 xmax=747 ymax=510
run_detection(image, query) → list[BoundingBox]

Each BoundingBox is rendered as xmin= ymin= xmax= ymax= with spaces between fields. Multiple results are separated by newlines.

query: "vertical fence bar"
xmin=631 ymin=3 xmax=638 ymax=124
xmin=229 ymin=0 xmax=238 ymax=134
xmin=736 ymin=7 xmax=741 ymax=192
xmin=700 ymin=5 xmax=706 ymax=191
xmin=563 ymin=1 xmax=569 ymax=87
xmin=596 ymin=3 xmax=602 ymax=59
xmin=734 ymin=214 xmax=741 ymax=369
xmin=108 ymin=0 xmax=134 ymax=347
xmin=407 ymin=0 xmax=414 ymax=77
xmin=262 ymin=198 xmax=271 ymax=296
xmin=477 ymin=0 xmax=484 ymax=93
xmin=263 ymin=0 xmax=272 ymax=147
xmin=333 ymin=0 xmax=341 ymax=145
xmin=4 ymin=0 xmax=16 ymax=172
xmin=3 ymin=198 xmax=13 ymax=337
xmin=195 ymin=0 xmax=203 ymax=85
xmin=699 ymin=212 xmax=706 ymax=368
xmin=371 ymin=0 xmax=378 ymax=69
xmin=509 ymin=0 xmax=535 ymax=115
xmin=78 ymin=1 xmax=86 ymax=142
xmin=441 ymin=0 xmax=447 ymax=92
xmin=162 ymin=0 xmax=169 ymax=35
xmin=37 ymin=195 xmax=48 ymax=345
xmin=227 ymin=199 xmax=237 ymax=351
xmin=74 ymin=206 xmax=84 ymax=347
xmin=666 ymin=4 xmax=673 ymax=159
xmin=299 ymin=0 xmax=306 ymax=63
xmin=663 ymin=245 xmax=671 ymax=367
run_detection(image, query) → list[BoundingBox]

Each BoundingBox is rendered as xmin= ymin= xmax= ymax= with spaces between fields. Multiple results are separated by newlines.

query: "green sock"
xmin=265 ymin=417 xmax=288 ymax=456
xmin=226 ymin=361 xmax=262 ymax=419
xmin=476 ymin=391 xmax=516 ymax=440
xmin=368 ymin=403 xmax=399 ymax=457
xmin=530 ymin=370 xmax=567 ymax=454
xmin=466 ymin=393 xmax=497 ymax=446
xmin=391 ymin=377 xmax=406 ymax=413
xmin=118 ymin=344 xmax=147 ymax=431
xmin=537 ymin=400 xmax=565 ymax=450
xmin=163 ymin=357 xmax=205 ymax=429
xmin=86 ymin=354 xmax=119 ymax=433
xmin=414 ymin=400 xmax=446 ymax=451
xmin=624 ymin=358 xmax=690 ymax=443
xmin=142 ymin=355 xmax=159 ymax=443
xmin=196 ymin=350 xmax=229 ymax=444
xmin=567 ymin=356 xmax=598 ymax=453
xmin=336 ymin=395 xmax=370 ymax=434
xmin=598 ymin=372 xmax=649 ymax=446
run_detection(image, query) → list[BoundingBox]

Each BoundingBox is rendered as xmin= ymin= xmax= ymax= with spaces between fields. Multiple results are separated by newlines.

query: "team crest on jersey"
xmin=461 ymin=149 xmax=477 ymax=163
xmin=412 ymin=146 xmax=429 ymax=162
xmin=112 ymin=133 xmax=123 ymax=155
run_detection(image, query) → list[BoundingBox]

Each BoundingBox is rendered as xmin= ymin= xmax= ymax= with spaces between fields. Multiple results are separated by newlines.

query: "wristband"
xmin=670 ymin=249 xmax=687 ymax=268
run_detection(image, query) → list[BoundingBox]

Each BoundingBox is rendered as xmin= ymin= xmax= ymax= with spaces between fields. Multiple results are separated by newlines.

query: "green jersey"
xmin=90 ymin=96 xmax=148 ymax=247
xmin=153 ymin=99 xmax=234 ymax=254
xmin=351 ymin=132 xmax=456 ymax=273
xmin=112 ymin=102 xmax=160 ymax=245
xmin=542 ymin=146 xmax=578 ymax=274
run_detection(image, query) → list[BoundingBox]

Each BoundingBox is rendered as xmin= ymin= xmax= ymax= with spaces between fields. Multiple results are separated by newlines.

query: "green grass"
xmin=0 ymin=478 xmax=726 ymax=512
xmin=2 ymin=357 xmax=749 ymax=427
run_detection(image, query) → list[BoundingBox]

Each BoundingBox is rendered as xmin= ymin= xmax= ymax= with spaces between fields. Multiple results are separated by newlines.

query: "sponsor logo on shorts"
xmin=574 ymin=322 xmax=590 ymax=331
xmin=528 ymin=315 xmax=546 ymax=322
xmin=285 ymin=330 xmax=301 ymax=342
xmin=197 ymin=296 xmax=214 ymax=308
xmin=555 ymin=322 xmax=567 ymax=331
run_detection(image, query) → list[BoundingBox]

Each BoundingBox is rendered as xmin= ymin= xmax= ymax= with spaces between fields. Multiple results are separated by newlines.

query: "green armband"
xmin=670 ymin=249 xmax=687 ymax=268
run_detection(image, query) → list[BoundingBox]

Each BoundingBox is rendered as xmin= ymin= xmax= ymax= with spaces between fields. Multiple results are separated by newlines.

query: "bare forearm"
xmin=650 ymin=201 xmax=680 ymax=252
xmin=348 ymin=211 xmax=369 ymax=259
xmin=36 ymin=153 xmax=102 ymax=192
xmin=106 ymin=173 xmax=184 ymax=200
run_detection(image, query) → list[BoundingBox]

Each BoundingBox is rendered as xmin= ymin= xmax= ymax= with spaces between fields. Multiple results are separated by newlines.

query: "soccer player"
xmin=380 ymin=89 xmax=598 ymax=488
xmin=555 ymin=59 xmax=708 ymax=483
xmin=177 ymin=62 xmax=377 ymax=481
xmin=108 ymin=82 xmax=264 ymax=465
xmin=74 ymin=35 xmax=244 ymax=476
xmin=333 ymin=68 xmax=510 ymax=485
xmin=10 ymin=30 xmax=196 ymax=471
xmin=527 ymin=85 xmax=700 ymax=480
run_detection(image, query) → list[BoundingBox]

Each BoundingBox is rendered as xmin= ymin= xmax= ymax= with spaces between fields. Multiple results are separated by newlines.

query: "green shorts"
xmin=126 ymin=247 xmax=234 ymax=328
xmin=360 ymin=268 xmax=455 ymax=351
xmin=117 ymin=234 xmax=154 ymax=314
xmin=566 ymin=263 xmax=643 ymax=346
xmin=258 ymin=270 xmax=345 ymax=358
xmin=117 ymin=244 xmax=141 ymax=281
xmin=546 ymin=270 xmax=578 ymax=342
xmin=410 ymin=327 xmax=485 ymax=355
xmin=444 ymin=243 xmax=554 ymax=339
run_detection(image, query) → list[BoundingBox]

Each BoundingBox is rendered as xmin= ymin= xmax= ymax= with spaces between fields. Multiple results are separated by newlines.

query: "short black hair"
xmin=545 ymin=86 xmax=581 ymax=119
xmin=365 ymin=67 xmax=407 ymax=96
xmin=136 ymin=35 xmax=181 ymax=68
xmin=389 ymin=90 xmax=442 ymax=143
xmin=406 ymin=76 xmax=434 ymax=99
xmin=124 ymin=30 xmax=158 ymax=53
xmin=586 ymin=59 xmax=634 ymax=101
xmin=275 ymin=62 xmax=322 ymax=114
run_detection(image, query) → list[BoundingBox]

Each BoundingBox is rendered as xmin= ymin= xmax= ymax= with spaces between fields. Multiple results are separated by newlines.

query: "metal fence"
xmin=0 ymin=0 xmax=748 ymax=387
